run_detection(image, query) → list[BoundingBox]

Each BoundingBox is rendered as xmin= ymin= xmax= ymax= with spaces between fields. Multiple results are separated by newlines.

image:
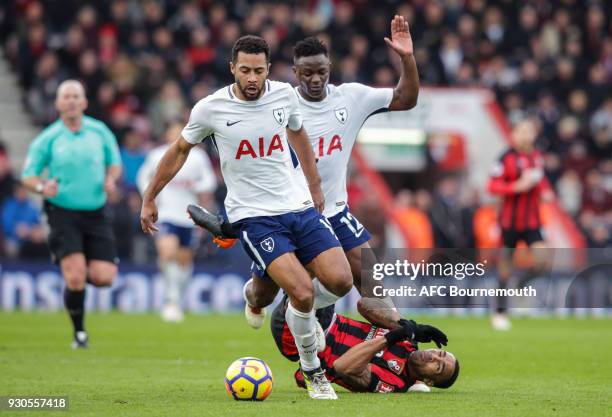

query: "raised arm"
xmin=385 ymin=15 xmax=419 ymax=111
xmin=286 ymin=126 xmax=324 ymax=213
xmin=140 ymin=137 xmax=195 ymax=233
xmin=357 ymin=297 xmax=402 ymax=329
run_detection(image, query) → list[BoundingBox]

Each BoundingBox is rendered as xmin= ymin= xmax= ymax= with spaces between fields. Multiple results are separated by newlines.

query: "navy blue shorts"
xmin=328 ymin=206 xmax=372 ymax=252
xmin=234 ymin=207 xmax=341 ymax=278
xmin=158 ymin=222 xmax=195 ymax=247
xmin=250 ymin=206 xmax=370 ymax=279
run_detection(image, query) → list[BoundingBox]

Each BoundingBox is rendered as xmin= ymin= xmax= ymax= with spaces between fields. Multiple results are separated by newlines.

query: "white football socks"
xmin=285 ymin=301 xmax=321 ymax=371
xmin=176 ymin=264 xmax=193 ymax=300
xmin=312 ymin=278 xmax=341 ymax=309
xmin=161 ymin=261 xmax=182 ymax=305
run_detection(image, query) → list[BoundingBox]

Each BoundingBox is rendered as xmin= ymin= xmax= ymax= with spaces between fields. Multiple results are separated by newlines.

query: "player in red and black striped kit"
xmin=271 ymin=296 xmax=459 ymax=393
xmin=488 ymin=119 xmax=553 ymax=330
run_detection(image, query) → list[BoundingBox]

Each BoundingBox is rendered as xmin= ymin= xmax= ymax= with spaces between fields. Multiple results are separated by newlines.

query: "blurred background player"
xmin=21 ymin=80 xmax=122 ymax=348
xmin=271 ymin=296 xmax=458 ymax=393
xmin=137 ymin=122 xmax=216 ymax=322
xmin=191 ymin=15 xmax=420 ymax=328
xmin=488 ymin=119 xmax=553 ymax=330
xmin=140 ymin=36 xmax=354 ymax=400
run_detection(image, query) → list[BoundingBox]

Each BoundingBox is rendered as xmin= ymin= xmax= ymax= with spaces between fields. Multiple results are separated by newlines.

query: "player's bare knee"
xmin=250 ymin=285 xmax=277 ymax=308
xmin=289 ymin=284 xmax=314 ymax=311
xmin=328 ymin=270 xmax=353 ymax=297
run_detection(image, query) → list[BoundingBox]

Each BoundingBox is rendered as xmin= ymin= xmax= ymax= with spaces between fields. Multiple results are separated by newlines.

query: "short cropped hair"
xmin=294 ymin=36 xmax=328 ymax=60
xmin=435 ymin=359 xmax=460 ymax=389
xmin=232 ymin=35 xmax=270 ymax=62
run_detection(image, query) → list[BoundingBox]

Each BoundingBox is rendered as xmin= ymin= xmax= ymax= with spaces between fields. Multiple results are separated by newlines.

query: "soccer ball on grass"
xmin=224 ymin=357 xmax=273 ymax=401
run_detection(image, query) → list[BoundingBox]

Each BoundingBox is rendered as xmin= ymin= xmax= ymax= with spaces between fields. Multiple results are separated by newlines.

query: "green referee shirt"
xmin=22 ymin=116 xmax=122 ymax=210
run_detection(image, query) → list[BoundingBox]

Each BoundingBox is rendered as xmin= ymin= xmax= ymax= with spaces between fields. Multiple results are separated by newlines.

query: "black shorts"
xmin=44 ymin=202 xmax=118 ymax=265
xmin=502 ymin=228 xmax=544 ymax=248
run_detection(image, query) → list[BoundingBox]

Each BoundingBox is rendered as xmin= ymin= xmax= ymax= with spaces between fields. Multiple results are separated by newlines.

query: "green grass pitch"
xmin=1 ymin=312 xmax=610 ymax=417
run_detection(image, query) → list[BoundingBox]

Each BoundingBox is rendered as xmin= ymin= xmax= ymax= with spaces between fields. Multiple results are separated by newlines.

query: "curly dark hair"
xmin=232 ymin=35 xmax=270 ymax=62
xmin=293 ymin=36 xmax=328 ymax=60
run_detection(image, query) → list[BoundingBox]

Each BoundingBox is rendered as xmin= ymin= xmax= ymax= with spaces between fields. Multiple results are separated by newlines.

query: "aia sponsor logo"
xmin=317 ymin=135 xmax=343 ymax=157
xmin=235 ymin=134 xmax=284 ymax=159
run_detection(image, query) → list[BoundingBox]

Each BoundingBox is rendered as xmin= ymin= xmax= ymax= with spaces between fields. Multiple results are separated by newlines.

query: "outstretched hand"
xmin=140 ymin=199 xmax=159 ymax=234
xmin=399 ymin=319 xmax=448 ymax=348
xmin=384 ymin=15 xmax=414 ymax=57
xmin=415 ymin=324 xmax=448 ymax=348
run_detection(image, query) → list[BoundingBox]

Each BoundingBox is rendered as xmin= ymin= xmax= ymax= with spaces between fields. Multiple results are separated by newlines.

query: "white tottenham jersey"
xmin=137 ymin=144 xmax=217 ymax=227
xmin=181 ymin=80 xmax=312 ymax=223
xmin=297 ymin=83 xmax=393 ymax=217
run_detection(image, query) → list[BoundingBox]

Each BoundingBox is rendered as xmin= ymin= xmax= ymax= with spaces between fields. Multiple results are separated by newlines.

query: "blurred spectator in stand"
xmin=394 ymin=189 xmax=434 ymax=248
xmin=582 ymin=169 xmax=612 ymax=215
xmin=429 ymin=176 xmax=475 ymax=248
xmin=589 ymin=98 xmax=612 ymax=157
xmin=585 ymin=222 xmax=611 ymax=249
xmin=563 ymin=142 xmax=596 ymax=180
xmin=147 ymin=80 xmax=186 ymax=139
xmin=1 ymin=183 xmax=42 ymax=257
xmin=120 ymin=130 xmax=147 ymax=188
xmin=556 ymin=170 xmax=583 ymax=218
xmin=77 ymin=49 xmax=104 ymax=102
xmin=0 ymin=141 xmax=15 ymax=206
xmin=58 ymin=25 xmax=87 ymax=76
xmin=27 ymin=51 xmax=64 ymax=125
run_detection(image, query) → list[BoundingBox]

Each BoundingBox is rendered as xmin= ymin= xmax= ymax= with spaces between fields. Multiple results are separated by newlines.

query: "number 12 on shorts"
xmin=340 ymin=212 xmax=364 ymax=237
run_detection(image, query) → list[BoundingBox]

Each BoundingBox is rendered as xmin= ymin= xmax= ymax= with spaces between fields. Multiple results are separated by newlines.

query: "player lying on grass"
xmin=271 ymin=296 xmax=458 ymax=393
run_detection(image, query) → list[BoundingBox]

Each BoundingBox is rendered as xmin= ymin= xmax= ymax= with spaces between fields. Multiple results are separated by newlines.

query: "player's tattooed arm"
xmin=333 ymin=337 xmax=388 ymax=391
xmin=357 ymin=297 xmax=402 ymax=330
xmin=141 ymin=136 xmax=195 ymax=233
xmin=286 ymin=126 xmax=324 ymax=212
xmin=385 ymin=15 xmax=419 ymax=111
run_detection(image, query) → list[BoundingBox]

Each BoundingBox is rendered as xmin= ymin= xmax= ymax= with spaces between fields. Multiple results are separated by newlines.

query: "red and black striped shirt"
xmin=271 ymin=303 xmax=417 ymax=393
xmin=488 ymin=148 xmax=551 ymax=232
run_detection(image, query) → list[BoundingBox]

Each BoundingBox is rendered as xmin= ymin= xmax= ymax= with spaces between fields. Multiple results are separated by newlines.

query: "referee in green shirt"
xmin=22 ymin=80 xmax=122 ymax=349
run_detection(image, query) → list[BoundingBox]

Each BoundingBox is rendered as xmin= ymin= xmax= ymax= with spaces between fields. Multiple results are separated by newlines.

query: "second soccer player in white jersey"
xmin=140 ymin=35 xmax=354 ymax=400
xmin=137 ymin=122 xmax=216 ymax=322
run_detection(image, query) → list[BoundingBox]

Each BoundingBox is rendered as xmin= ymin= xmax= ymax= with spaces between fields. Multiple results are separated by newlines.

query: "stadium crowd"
xmin=0 ymin=0 xmax=610 ymax=260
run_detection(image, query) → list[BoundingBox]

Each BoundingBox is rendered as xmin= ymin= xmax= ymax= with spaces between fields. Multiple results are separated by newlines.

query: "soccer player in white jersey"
xmin=137 ymin=122 xmax=216 ymax=322
xmin=140 ymin=36 xmax=354 ymax=400
xmin=190 ymin=16 xmax=419 ymax=325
